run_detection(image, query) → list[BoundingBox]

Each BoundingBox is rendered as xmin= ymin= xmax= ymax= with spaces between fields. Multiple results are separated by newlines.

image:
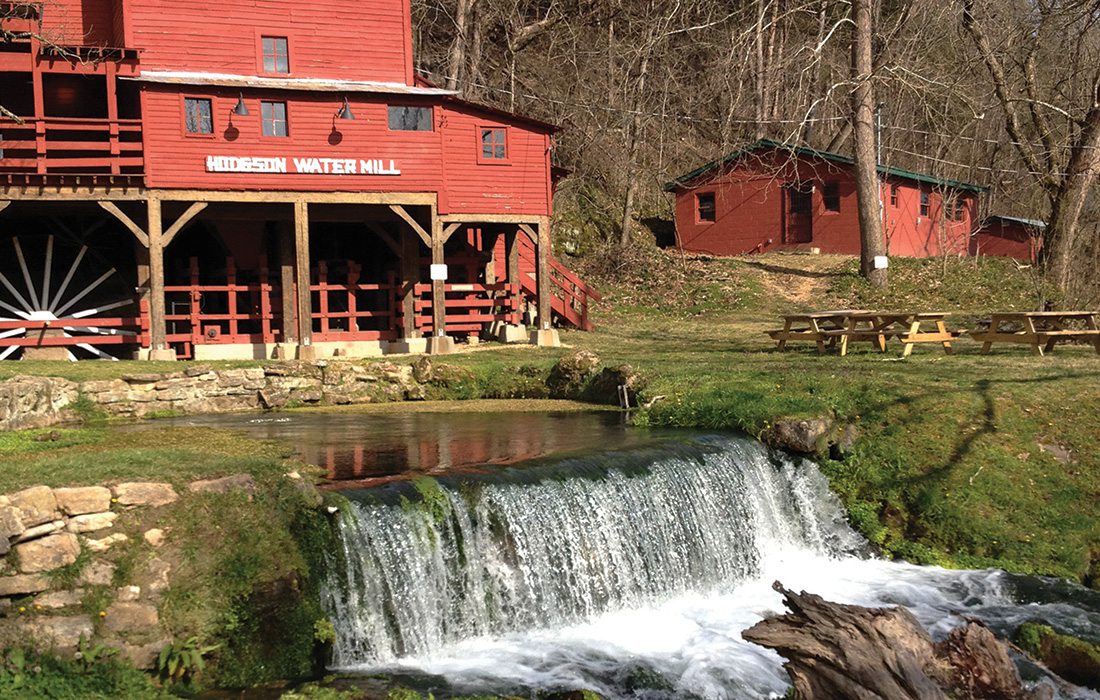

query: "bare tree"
xmin=852 ymin=0 xmax=888 ymax=287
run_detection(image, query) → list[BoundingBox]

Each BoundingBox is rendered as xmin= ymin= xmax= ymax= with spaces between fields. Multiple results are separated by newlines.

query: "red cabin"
xmin=0 ymin=0 xmax=596 ymax=361
xmin=970 ymin=215 xmax=1044 ymax=264
xmin=665 ymin=139 xmax=986 ymax=259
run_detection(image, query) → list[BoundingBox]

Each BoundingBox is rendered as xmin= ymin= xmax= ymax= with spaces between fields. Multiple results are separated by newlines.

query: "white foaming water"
xmin=324 ymin=437 xmax=1100 ymax=700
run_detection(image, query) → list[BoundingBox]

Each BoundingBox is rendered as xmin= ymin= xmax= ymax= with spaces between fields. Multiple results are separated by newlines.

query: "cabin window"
xmin=262 ymin=36 xmax=290 ymax=73
xmin=890 ymin=184 xmax=899 ymax=207
xmin=919 ymin=190 xmax=930 ymax=217
xmin=183 ymin=97 xmax=213 ymax=135
xmin=261 ymin=101 xmax=288 ymax=137
xmin=788 ymin=184 xmax=813 ymax=215
xmin=479 ymin=127 xmax=508 ymax=162
xmin=697 ymin=192 xmax=716 ymax=223
xmin=954 ymin=198 xmax=965 ymax=221
xmin=388 ymin=106 xmax=433 ymax=131
xmin=823 ymin=182 xmax=840 ymax=212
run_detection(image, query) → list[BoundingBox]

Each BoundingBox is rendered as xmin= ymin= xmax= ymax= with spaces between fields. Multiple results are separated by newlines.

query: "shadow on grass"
xmin=739 ymin=259 xmax=848 ymax=280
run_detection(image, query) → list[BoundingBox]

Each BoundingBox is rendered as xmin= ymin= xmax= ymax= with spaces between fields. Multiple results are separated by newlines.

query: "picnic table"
xmin=768 ymin=310 xmax=958 ymax=357
xmin=970 ymin=311 xmax=1100 ymax=356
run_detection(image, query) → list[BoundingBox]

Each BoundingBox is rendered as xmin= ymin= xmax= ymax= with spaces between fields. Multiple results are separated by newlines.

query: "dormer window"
xmin=478 ymin=127 xmax=508 ymax=164
xmin=261 ymin=36 xmax=290 ymax=73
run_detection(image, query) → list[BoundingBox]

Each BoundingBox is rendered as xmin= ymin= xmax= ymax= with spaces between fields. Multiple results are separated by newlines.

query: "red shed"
xmin=665 ymin=139 xmax=987 ymax=259
xmin=970 ymin=215 xmax=1044 ymax=263
xmin=0 ymin=0 xmax=596 ymax=362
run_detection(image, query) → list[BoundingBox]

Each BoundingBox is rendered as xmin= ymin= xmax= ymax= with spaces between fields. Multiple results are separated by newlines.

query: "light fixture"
xmin=335 ymin=97 xmax=354 ymax=121
xmin=232 ymin=93 xmax=249 ymax=117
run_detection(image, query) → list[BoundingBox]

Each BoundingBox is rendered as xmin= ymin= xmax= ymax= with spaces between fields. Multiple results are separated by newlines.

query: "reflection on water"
xmin=122 ymin=409 xmax=657 ymax=485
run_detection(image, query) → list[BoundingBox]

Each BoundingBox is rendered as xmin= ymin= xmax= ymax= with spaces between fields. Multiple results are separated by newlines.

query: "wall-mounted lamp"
xmin=232 ymin=93 xmax=250 ymax=117
xmin=335 ymin=97 xmax=354 ymax=121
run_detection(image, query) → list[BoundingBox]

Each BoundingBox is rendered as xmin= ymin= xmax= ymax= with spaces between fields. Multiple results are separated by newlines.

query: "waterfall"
xmin=323 ymin=436 xmax=868 ymax=667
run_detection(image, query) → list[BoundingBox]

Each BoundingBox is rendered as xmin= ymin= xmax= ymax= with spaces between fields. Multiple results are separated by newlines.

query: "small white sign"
xmin=874 ymin=255 xmax=890 ymax=270
xmin=430 ymin=264 xmax=449 ymax=281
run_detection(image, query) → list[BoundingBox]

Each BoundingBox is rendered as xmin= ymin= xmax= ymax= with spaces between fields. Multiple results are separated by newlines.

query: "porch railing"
xmin=311 ymin=261 xmax=400 ymax=342
xmin=0 ymin=117 xmax=144 ymax=175
xmin=412 ymin=282 xmax=521 ymax=334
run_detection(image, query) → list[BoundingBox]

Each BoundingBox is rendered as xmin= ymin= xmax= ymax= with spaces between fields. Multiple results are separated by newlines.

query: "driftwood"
xmin=742 ymin=581 xmax=1052 ymax=700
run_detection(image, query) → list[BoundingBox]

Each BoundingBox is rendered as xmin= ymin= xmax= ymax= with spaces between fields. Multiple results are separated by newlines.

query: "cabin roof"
xmin=664 ymin=138 xmax=989 ymax=194
xmin=984 ymin=214 xmax=1046 ymax=229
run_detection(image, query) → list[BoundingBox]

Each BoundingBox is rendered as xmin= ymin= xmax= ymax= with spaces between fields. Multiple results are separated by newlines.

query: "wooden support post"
xmin=294 ymin=200 xmax=314 ymax=356
xmin=277 ymin=221 xmax=298 ymax=344
xmin=537 ymin=218 xmax=552 ymax=331
xmin=506 ymin=229 xmax=521 ymax=313
xmin=431 ymin=214 xmax=446 ymax=337
xmin=400 ymin=224 xmax=420 ymax=339
xmin=146 ymin=198 xmax=174 ymax=360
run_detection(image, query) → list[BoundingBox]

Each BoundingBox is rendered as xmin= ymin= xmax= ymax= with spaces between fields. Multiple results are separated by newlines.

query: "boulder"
xmin=0 ymin=573 xmax=51 ymax=596
xmin=0 ymin=376 xmax=79 ymax=431
xmin=585 ymin=364 xmax=647 ymax=406
xmin=188 ymin=474 xmax=255 ymax=496
xmin=120 ymin=640 xmax=166 ymax=669
xmin=547 ymin=350 xmax=601 ymax=398
xmin=766 ymin=417 xmax=834 ymax=455
xmin=66 ymin=512 xmax=118 ymax=533
xmin=9 ymin=485 xmax=61 ymax=528
xmin=113 ymin=482 xmax=178 ymax=507
xmin=412 ymin=356 xmax=434 ymax=383
xmin=103 ymin=602 xmax=159 ymax=633
xmin=34 ymin=589 xmax=84 ymax=610
xmin=53 ymin=486 xmax=113 ymax=516
xmin=14 ymin=519 xmax=65 ymax=542
xmin=143 ymin=529 xmax=166 ymax=547
xmin=78 ymin=559 xmax=117 ymax=587
xmin=84 ymin=533 xmax=128 ymax=554
xmin=15 ymin=532 xmax=80 ymax=573
xmin=117 ymin=585 xmax=141 ymax=602
xmin=24 ymin=615 xmax=93 ymax=653
xmin=0 ymin=505 xmax=25 ymax=541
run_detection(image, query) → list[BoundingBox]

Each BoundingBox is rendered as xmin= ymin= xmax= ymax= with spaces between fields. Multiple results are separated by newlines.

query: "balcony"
xmin=0 ymin=117 xmax=144 ymax=186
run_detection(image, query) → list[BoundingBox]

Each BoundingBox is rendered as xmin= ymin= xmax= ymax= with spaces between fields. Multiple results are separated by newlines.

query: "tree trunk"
xmin=851 ymin=0 xmax=888 ymax=288
xmin=446 ymin=0 xmax=478 ymax=91
xmin=619 ymin=50 xmax=651 ymax=248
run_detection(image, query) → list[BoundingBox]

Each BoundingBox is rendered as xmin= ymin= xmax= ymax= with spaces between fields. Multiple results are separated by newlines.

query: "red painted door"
xmin=784 ymin=183 xmax=813 ymax=244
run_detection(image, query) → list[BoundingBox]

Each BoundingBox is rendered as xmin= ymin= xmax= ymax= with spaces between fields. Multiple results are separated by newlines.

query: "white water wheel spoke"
xmin=70 ymin=299 xmax=134 ymax=319
xmin=12 ymin=238 xmax=41 ymax=310
xmin=0 ymin=328 xmax=26 ymax=340
xmin=63 ymin=326 xmax=136 ymax=337
xmin=75 ymin=343 xmax=118 ymax=361
xmin=0 ymin=270 xmax=34 ymax=315
xmin=49 ymin=245 xmax=88 ymax=314
xmin=54 ymin=268 xmax=117 ymax=318
xmin=41 ymin=235 xmax=54 ymax=310
xmin=0 ymin=346 xmax=19 ymax=361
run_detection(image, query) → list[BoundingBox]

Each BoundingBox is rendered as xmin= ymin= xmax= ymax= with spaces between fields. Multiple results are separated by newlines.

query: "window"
xmin=388 ymin=106 xmax=433 ymax=131
xmin=183 ymin=97 xmax=213 ymax=135
xmin=261 ymin=101 xmax=288 ymax=137
xmin=696 ymin=192 xmax=716 ymax=223
xmin=479 ymin=127 xmax=508 ymax=161
xmin=890 ymin=184 xmax=899 ymax=207
xmin=789 ymin=184 xmax=812 ymax=214
xmin=919 ymin=190 xmax=930 ymax=217
xmin=262 ymin=36 xmax=289 ymax=73
xmin=954 ymin=198 xmax=965 ymax=221
xmin=823 ymin=182 xmax=840 ymax=212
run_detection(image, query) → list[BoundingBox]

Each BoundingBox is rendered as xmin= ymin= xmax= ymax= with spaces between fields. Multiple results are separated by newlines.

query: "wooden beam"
xmin=366 ymin=222 xmax=401 ymax=256
xmin=161 ymin=202 xmax=208 ymax=248
xmin=390 ymin=204 xmax=432 ymax=247
xmin=294 ymin=200 xmax=313 ymax=346
xmin=277 ymin=222 xmax=298 ymax=344
xmin=0 ymin=202 xmax=10 ymax=216
xmin=536 ymin=217 xmax=552 ymax=331
xmin=401 ymin=225 xmax=420 ymax=339
xmin=518 ymin=223 xmax=538 ymax=245
xmin=156 ymin=190 xmax=437 ymax=205
xmin=99 ymin=201 xmax=149 ymax=247
xmin=147 ymin=198 xmax=167 ymax=350
xmin=441 ymin=222 xmax=462 ymax=244
xmin=431 ymin=212 xmax=446 ymax=337
xmin=440 ymin=212 xmax=546 ymax=224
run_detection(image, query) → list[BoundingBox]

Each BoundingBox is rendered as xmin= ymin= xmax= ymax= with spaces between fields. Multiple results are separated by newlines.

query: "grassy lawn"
xmin=0 ymin=252 xmax=1096 ymax=585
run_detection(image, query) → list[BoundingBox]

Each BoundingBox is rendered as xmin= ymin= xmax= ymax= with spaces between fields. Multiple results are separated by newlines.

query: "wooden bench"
xmin=970 ymin=311 xmax=1100 ymax=355
xmin=766 ymin=310 xmax=869 ymax=353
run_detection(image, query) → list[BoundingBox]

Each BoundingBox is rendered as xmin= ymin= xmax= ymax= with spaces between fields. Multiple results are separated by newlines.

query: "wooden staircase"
xmin=516 ymin=235 xmax=601 ymax=331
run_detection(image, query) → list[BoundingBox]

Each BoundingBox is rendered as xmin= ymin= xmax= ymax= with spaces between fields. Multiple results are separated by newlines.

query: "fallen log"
xmin=742 ymin=581 xmax=1051 ymax=700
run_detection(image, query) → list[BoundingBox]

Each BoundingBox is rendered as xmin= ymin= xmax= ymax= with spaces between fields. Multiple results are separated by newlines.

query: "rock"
xmin=184 ymin=365 xmax=212 ymax=378
xmin=766 ymin=417 xmax=834 ymax=454
xmin=14 ymin=519 xmax=65 ymax=542
xmin=117 ymin=585 xmax=142 ymax=602
xmin=258 ymin=389 xmax=290 ymax=409
xmin=585 ymin=364 xmax=647 ymax=406
xmin=79 ymin=559 xmax=117 ymax=587
xmin=120 ymin=640 xmax=166 ymax=669
xmin=412 ymin=356 xmax=434 ymax=383
xmin=15 ymin=532 xmax=80 ymax=573
xmin=0 ymin=573 xmax=51 ymax=596
xmin=1015 ymin=622 xmax=1100 ymax=691
xmin=742 ymin=582 xmax=1046 ymax=700
xmin=66 ymin=512 xmax=118 ymax=533
xmin=34 ymin=589 xmax=84 ymax=609
xmin=53 ymin=486 xmax=113 ymax=516
xmin=188 ymin=473 xmax=255 ymax=496
xmin=0 ymin=505 xmax=25 ymax=540
xmin=547 ymin=350 xmax=601 ymax=398
xmin=24 ymin=615 xmax=93 ymax=653
xmin=103 ymin=602 xmax=158 ymax=633
xmin=9 ymin=485 xmax=61 ymax=528
xmin=0 ymin=376 xmax=79 ymax=431
xmin=84 ymin=533 xmax=128 ymax=554
xmin=829 ymin=423 xmax=861 ymax=459
xmin=1038 ymin=442 xmax=1072 ymax=465
xmin=142 ymin=558 xmax=172 ymax=595
xmin=143 ymin=529 xmax=166 ymax=547
xmin=113 ymin=482 xmax=178 ymax=507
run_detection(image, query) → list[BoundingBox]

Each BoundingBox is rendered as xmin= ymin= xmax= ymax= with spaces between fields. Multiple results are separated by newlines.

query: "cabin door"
xmin=784 ymin=183 xmax=814 ymax=244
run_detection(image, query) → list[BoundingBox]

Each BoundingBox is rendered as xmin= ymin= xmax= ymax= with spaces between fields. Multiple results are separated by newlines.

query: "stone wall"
xmin=0 ymin=475 xmax=265 ymax=668
xmin=0 ymin=361 xmax=426 ymax=431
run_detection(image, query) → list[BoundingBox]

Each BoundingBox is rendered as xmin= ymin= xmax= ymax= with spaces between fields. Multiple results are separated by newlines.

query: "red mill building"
xmin=0 ymin=0 xmax=596 ymax=360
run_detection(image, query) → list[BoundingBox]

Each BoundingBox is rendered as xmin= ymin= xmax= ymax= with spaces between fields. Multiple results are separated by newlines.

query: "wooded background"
xmin=410 ymin=0 xmax=1100 ymax=303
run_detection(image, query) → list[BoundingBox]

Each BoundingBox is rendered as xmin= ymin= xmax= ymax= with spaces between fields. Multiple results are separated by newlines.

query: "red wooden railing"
xmin=515 ymin=236 xmax=601 ymax=331
xmin=0 ymin=316 xmax=144 ymax=358
xmin=164 ymin=256 xmax=279 ymax=358
xmin=413 ymin=282 xmax=521 ymax=334
xmin=0 ymin=117 xmax=143 ymax=175
xmin=310 ymin=261 xmax=400 ymax=342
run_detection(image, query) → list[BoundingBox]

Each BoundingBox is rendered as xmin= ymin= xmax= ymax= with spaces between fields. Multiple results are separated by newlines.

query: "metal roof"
xmin=127 ymin=71 xmax=457 ymax=95
xmin=984 ymin=215 xmax=1046 ymax=228
xmin=664 ymin=138 xmax=989 ymax=194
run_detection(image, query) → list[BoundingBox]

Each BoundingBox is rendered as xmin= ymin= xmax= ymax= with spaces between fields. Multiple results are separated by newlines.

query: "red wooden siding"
xmin=127 ymin=0 xmax=412 ymax=85
xmin=970 ymin=219 xmax=1042 ymax=262
xmin=140 ymin=88 xmax=552 ymax=217
xmin=672 ymin=148 xmax=978 ymax=259
xmin=39 ymin=0 xmax=118 ymax=46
